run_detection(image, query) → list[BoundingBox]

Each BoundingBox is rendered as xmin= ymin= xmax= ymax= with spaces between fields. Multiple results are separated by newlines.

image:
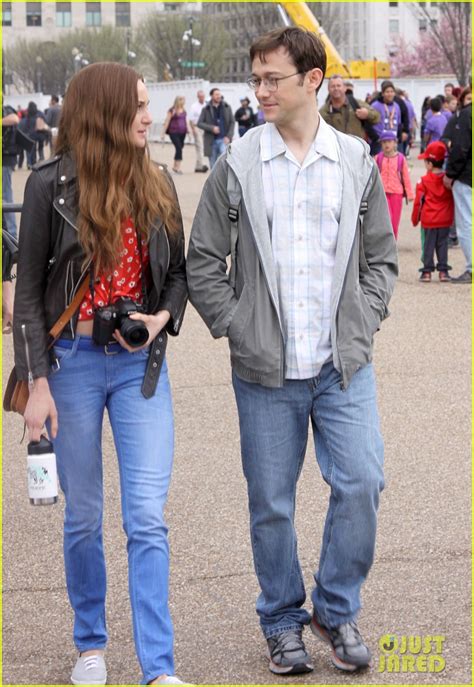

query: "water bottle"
xmin=27 ymin=436 xmax=58 ymax=505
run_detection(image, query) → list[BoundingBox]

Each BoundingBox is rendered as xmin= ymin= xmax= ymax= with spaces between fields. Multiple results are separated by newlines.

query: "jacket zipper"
xmin=172 ymin=296 xmax=188 ymax=334
xmin=227 ymin=160 xmax=286 ymax=384
xmin=162 ymin=228 xmax=186 ymax=333
xmin=334 ymin=161 xmax=375 ymax=390
xmin=246 ymin=227 xmax=285 ymax=384
xmin=163 ymin=230 xmax=171 ymax=273
xmin=21 ymin=324 xmax=34 ymax=388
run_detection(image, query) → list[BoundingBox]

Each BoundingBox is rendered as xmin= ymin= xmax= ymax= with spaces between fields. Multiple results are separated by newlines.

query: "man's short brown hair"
xmin=249 ymin=27 xmax=326 ymax=93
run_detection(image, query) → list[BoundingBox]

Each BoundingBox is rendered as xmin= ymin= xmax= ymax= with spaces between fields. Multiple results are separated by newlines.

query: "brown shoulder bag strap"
xmin=47 ymin=278 xmax=89 ymax=349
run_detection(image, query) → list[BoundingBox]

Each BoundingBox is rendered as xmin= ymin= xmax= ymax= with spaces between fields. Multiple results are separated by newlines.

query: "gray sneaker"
xmin=451 ymin=270 xmax=472 ymax=283
xmin=266 ymin=629 xmax=314 ymax=674
xmin=71 ymin=654 xmax=107 ymax=685
xmin=310 ymin=613 xmax=372 ymax=671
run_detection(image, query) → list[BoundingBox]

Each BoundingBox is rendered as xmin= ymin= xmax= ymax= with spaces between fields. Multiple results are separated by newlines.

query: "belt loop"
xmin=104 ymin=343 xmax=120 ymax=355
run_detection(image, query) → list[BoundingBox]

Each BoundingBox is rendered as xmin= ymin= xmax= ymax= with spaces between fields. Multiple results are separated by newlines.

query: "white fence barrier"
xmin=6 ymin=76 xmax=455 ymax=144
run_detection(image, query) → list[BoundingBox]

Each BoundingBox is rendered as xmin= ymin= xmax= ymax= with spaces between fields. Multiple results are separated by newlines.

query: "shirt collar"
xmin=260 ymin=114 xmax=339 ymax=163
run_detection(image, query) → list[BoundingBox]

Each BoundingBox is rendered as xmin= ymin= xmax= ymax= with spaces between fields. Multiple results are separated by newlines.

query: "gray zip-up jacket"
xmin=187 ymin=123 xmax=397 ymax=389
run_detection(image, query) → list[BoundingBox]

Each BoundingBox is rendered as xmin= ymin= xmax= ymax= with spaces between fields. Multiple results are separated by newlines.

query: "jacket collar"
xmin=57 ymin=152 xmax=77 ymax=186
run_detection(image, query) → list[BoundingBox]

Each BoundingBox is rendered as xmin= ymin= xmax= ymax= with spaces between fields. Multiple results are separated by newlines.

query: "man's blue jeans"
xmin=48 ymin=336 xmax=175 ymax=683
xmin=2 ymin=165 xmax=17 ymax=237
xmin=453 ymin=180 xmax=472 ymax=272
xmin=232 ymin=362 xmax=384 ymax=637
xmin=209 ymin=137 xmax=226 ymax=169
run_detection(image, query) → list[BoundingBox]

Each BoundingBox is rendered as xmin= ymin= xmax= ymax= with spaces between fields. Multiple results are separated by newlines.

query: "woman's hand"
xmin=2 ymin=280 xmax=14 ymax=334
xmin=113 ymin=310 xmax=171 ymax=353
xmin=24 ymin=377 xmax=58 ymax=442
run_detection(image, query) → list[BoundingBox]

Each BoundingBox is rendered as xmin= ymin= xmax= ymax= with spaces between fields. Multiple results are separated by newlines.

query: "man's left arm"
xmin=359 ymin=168 xmax=398 ymax=326
xmin=356 ymin=100 xmax=380 ymax=125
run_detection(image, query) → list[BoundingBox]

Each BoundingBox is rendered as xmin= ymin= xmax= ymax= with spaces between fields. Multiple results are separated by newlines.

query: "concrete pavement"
xmin=2 ymin=141 xmax=471 ymax=685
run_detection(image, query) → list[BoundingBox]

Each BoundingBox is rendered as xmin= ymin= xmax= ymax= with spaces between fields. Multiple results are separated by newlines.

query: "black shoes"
xmin=194 ymin=165 xmax=208 ymax=173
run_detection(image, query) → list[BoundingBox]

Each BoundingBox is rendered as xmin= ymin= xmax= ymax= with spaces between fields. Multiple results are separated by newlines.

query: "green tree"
xmin=137 ymin=13 xmax=229 ymax=81
xmin=5 ymin=26 xmax=132 ymax=95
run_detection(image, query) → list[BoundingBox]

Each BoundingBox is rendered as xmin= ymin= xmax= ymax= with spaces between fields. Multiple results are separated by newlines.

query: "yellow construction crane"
xmin=277 ymin=1 xmax=390 ymax=80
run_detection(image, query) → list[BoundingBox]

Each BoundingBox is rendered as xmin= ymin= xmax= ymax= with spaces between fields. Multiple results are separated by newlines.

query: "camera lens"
xmin=120 ymin=319 xmax=149 ymax=348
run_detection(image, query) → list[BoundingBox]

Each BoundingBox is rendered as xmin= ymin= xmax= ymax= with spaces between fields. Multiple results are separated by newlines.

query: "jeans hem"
xmin=263 ymin=623 xmax=305 ymax=640
xmin=313 ymin=605 xmax=359 ymax=630
xmin=75 ymin=643 xmax=107 ymax=653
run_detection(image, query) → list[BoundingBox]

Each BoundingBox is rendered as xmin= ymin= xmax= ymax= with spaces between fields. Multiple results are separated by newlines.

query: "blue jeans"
xmin=453 ymin=180 xmax=472 ymax=272
xmin=209 ymin=137 xmax=226 ymax=169
xmin=232 ymin=362 xmax=384 ymax=637
xmin=2 ymin=165 xmax=17 ymax=238
xmin=48 ymin=335 xmax=175 ymax=683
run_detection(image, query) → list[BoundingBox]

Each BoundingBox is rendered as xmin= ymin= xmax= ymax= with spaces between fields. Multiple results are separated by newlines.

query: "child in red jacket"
xmin=412 ymin=141 xmax=454 ymax=282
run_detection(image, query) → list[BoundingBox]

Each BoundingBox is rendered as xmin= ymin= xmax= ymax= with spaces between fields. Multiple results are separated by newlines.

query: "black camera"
xmin=92 ymin=298 xmax=148 ymax=348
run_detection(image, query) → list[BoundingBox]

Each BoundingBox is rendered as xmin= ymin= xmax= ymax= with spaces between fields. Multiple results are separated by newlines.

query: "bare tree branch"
xmin=409 ymin=2 xmax=471 ymax=84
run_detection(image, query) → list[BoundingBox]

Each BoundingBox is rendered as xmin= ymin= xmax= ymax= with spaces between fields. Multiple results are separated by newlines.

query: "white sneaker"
xmin=71 ymin=654 xmax=107 ymax=685
xmin=153 ymin=677 xmax=192 ymax=685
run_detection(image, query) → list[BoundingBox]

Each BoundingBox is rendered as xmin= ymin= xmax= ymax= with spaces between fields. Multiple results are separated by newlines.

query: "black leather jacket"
xmin=13 ymin=153 xmax=187 ymax=398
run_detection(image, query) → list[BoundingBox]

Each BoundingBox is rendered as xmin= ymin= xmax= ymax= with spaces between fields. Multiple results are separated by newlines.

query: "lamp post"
xmin=182 ymin=17 xmax=200 ymax=79
xmin=126 ymin=29 xmax=136 ymax=65
xmin=35 ymin=55 xmax=43 ymax=93
xmin=72 ymin=46 xmax=89 ymax=74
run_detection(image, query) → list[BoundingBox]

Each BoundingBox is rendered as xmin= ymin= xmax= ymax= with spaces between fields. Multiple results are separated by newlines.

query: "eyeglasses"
xmin=246 ymin=72 xmax=305 ymax=92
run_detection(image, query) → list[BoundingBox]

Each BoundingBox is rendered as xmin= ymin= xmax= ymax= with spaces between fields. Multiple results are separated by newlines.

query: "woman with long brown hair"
xmin=13 ymin=62 xmax=188 ymax=685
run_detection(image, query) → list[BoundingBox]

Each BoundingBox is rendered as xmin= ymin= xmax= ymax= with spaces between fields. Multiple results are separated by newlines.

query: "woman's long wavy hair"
xmin=55 ymin=62 xmax=179 ymax=273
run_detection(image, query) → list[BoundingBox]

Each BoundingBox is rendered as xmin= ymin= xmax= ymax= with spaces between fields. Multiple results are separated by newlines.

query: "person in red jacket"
xmin=412 ymin=141 xmax=454 ymax=282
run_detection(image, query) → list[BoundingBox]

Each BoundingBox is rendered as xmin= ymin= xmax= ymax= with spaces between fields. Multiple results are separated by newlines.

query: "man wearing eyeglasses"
xmin=187 ymin=27 xmax=397 ymax=677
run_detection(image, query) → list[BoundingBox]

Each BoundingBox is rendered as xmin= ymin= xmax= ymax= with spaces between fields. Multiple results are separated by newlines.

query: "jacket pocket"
xmin=51 ymin=345 xmax=75 ymax=372
xmin=358 ymin=285 xmax=380 ymax=335
xmin=228 ymin=283 xmax=253 ymax=346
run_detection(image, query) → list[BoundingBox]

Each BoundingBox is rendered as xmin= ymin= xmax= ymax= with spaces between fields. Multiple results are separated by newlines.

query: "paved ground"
xmin=2 ymin=141 xmax=471 ymax=686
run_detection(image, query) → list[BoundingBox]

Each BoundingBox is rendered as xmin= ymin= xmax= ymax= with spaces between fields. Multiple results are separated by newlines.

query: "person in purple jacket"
xmin=424 ymin=97 xmax=448 ymax=144
xmin=370 ymin=81 xmax=403 ymax=155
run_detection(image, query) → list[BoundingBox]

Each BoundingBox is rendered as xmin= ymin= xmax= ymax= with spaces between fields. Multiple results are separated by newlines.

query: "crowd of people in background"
xmin=3 ymin=75 xmax=472 ymax=284
xmin=318 ymin=77 xmax=472 ymax=284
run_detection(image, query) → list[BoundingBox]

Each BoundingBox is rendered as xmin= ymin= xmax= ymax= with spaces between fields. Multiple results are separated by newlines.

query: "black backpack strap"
xmin=359 ymin=159 xmax=376 ymax=218
xmin=226 ymin=165 xmax=241 ymax=289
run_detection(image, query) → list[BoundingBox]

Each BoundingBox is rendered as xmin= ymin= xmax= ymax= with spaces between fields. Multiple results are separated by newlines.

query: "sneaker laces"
xmin=331 ymin=621 xmax=362 ymax=648
xmin=270 ymin=630 xmax=305 ymax=659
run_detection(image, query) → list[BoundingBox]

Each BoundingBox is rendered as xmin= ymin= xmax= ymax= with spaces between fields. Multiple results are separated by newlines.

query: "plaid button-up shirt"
xmin=261 ymin=116 xmax=342 ymax=379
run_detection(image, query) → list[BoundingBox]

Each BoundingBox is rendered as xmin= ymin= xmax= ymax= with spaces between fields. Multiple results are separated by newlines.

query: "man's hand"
xmin=401 ymin=132 xmax=409 ymax=142
xmin=24 ymin=378 xmax=58 ymax=442
xmin=355 ymin=108 xmax=369 ymax=120
xmin=212 ymin=126 xmax=220 ymax=135
xmin=223 ymin=136 xmax=230 ymax=145
xmin=113 ymin=310 xmax=171 ymax=353
xmin=443 ymin=175 xmax=454 ymax=190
